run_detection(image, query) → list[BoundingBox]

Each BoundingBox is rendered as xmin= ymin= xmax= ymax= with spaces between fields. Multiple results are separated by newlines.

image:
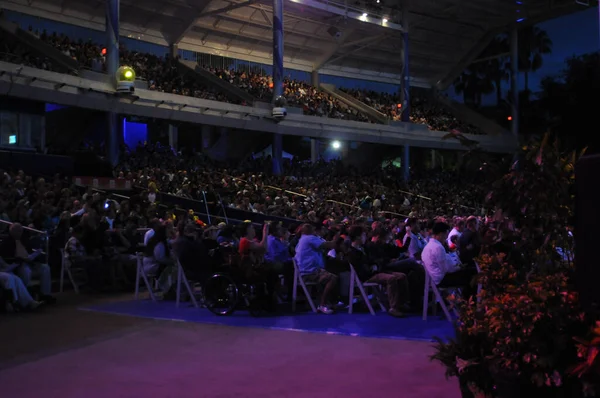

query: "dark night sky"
xmin=450 ymin=6 xmax=598 ymax=103
xmin=534 ymin=7 xmax=598 ymax=84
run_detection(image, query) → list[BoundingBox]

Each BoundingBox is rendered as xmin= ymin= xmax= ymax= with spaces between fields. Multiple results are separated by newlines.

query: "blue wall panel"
xmin=123 ymin=119 xmax=148 ymax=149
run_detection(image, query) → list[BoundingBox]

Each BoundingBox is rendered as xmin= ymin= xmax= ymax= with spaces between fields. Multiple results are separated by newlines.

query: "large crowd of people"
xmin=0 ymin=154 xmax=493 ymax=318
xmin=3 ymin=26 xmax=484 ymax=132
xmin=116 ymin=143 xmax=486 ymax=222
xmin=340 ymin=88 xmax=483 ymax=134
xmin=0 ymin=140 xmax=496 ymax=316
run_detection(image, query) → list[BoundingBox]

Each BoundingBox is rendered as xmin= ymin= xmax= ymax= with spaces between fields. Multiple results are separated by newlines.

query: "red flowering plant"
xmin=432 ymin=135 xmax=593 ymax=397
xmin=570 ymin=322 xmax=600 ymax=397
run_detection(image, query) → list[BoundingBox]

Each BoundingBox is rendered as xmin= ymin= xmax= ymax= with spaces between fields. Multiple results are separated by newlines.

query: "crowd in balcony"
xmin=340 ymin=88 xmax=483 ymax=134
xmin=207 ymin=67 xmax=371 ymax=122
xmin=7 ymin=27 xmax=482 ymax=132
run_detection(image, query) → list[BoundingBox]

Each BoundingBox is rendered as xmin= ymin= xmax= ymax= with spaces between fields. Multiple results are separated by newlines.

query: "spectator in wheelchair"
xmin=172 ymin=221 xmax=210 ymax=283
xmin=0 ymin=223 xmax=55 ymax=304
xmin=0 ymin=269 xmax=42 ymax=311
xmin=345 ymin=225 xmax=409 ymax=318
xmin=294 ymin=223 xmax=341 ymax=315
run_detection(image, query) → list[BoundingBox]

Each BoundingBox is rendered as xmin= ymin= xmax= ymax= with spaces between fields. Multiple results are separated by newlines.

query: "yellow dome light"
xmin=115 ymin=65 xmax=136 ymax=94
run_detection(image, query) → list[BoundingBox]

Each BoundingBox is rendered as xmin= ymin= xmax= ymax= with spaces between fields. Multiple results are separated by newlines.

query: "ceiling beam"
xmin=285 ymin=0 xmax=404 ymax=31
xmin=312 ymin=28 xmax=355 ymax=70
xmin=325 ymin=34 xmax=392 ymax=67
xmin=171 ymin=0 xmax=259 ymax=44
xmin=208 ymin=12 xmax=329 ymax=41
xmin=187 ymin=25 xmax=320 ymax=52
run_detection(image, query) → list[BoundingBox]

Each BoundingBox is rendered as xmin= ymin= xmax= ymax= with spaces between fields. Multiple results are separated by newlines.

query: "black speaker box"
xmin=575 ymin=154 xmax=600 ymax=311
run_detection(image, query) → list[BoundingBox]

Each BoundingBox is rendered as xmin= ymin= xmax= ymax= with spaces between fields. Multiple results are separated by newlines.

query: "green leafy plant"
xmin=432 ymin=134 xmax=592 ymax=397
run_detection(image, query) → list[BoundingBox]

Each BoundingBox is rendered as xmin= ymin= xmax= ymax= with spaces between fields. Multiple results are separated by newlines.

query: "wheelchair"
xmin=203 ymin=254 xmax=275 ymax=317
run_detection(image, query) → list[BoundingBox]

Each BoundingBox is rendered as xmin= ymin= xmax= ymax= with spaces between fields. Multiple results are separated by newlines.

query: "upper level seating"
xmin=340 ymin=88 xmax=483 ymax=135
xmin=0 ymin=33 xmax=56 ymax=71
xmin=6 ymin=27 xmax=485 ymax=132
xmin=207 ymin=68 xmax=372 ymax=122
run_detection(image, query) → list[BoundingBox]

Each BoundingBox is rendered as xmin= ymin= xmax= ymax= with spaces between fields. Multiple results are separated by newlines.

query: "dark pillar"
xmin=271 ymin=0 xmax=284 ymax=175
xmin=403 ymin=144 xmax=410 ymax=182
xmin=400 ymin=5 xmax=410 ymax=123
xmin=311 ymin=138 xmax=319 ymax=164
xmin=106 ymin=0 xmax=120 ymax=166
xmin=510 ymin=27 xmax=519 ymax=137
xmin=168 ymin=124 xmax=178 ymax=150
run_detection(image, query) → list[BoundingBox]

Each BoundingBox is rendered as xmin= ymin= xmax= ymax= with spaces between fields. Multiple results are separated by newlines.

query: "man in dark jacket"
xmin=346 ymin=225 xmax=408 ymax=317
xmin=459 ymin=216 xmax=481 ymax=267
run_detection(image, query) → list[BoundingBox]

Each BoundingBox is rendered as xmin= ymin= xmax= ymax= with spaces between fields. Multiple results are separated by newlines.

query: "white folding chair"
xmin=421 ymin=265 xmax=456 ymax=323
xmin=59 ymin=248 xmax=79 ymax=294
xmin=175 ymin=259 xmax=199 ymax=309
xmin=348 ymin=263 xmax=386 ymax=315
xmin=291 ymin=259 xmax=317 ymax=313
xmin=134 ymin=252 xmax=157 ymax=302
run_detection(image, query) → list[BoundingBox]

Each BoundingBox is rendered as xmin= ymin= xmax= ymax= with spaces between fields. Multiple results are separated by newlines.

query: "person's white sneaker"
xmin=318 ymin=305 xmax=334 ymax=315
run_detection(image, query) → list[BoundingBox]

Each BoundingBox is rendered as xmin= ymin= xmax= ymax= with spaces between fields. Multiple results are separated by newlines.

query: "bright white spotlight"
xmin=362 ymin=13 xmax=368 ymax=17
xmin=382 ymin=18 xmax=388 ymax=23
xmin=332 ymin=140 xmax=341 ymax=149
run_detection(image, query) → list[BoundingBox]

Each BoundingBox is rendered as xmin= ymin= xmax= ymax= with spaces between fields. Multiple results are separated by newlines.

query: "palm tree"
xmin=482 ymin=35 xmax=510 ymax=106
xmin=454 ymin=63 xmax=494 ymax=107
xmin=518 ymin=26 xmax=553 ymax=94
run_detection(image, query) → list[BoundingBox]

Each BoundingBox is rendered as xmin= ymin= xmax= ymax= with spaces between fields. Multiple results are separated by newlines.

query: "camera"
xmin=271 ymin=95 xmax=287 ymax=120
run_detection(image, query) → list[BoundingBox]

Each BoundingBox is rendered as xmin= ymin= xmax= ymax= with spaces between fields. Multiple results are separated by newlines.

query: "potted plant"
xmin=431 ymin=134 xmax=592 ymax=397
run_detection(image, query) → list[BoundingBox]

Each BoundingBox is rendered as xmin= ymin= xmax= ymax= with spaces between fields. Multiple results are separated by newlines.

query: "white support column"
xmin=311 ymin=70 xmax=319 ymax=88
xmin=170 ymin=43 xmax=178 ymax=58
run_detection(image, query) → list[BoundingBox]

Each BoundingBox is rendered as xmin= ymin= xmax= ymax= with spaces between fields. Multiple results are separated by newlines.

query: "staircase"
xmin=176 ymin=60 xmax=256 ymax=105
xmin=434 ymin=94 xmax=510 ymax=136
xmin=320 ymin=83 xmax=389 ymax=124
xmin=0 ymin=17 xmax=78 ymax=73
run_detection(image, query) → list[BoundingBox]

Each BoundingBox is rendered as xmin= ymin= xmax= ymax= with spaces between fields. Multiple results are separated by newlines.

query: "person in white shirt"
xmin=421 ymin=222 xmax=477 ymax=299
xmin=403 ymin=218 xmax=426 ymax=259
xmin=447 ymin=219 xmax=465 ymax=247
xmin=144 ymin=219 xmax=161 ymax=246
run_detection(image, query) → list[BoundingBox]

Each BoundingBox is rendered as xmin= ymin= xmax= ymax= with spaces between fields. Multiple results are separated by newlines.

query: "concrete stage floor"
xmin=0 ymin=293 xmax=461 ymax=398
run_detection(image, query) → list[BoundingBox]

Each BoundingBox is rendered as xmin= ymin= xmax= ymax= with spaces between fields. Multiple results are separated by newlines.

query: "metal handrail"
xmin=0 ymin=219 xmax=50 ymax=259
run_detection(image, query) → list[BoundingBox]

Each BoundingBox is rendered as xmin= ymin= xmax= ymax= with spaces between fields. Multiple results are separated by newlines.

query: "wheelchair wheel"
xmin=204 ymin=273 xmax=239 ymax=316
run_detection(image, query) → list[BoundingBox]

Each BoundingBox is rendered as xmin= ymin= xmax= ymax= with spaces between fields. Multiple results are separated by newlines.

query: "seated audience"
xmin=1 ymin=223 xmax=55 ymax=303
xmin=346 ymin=226 xmax=409 ymax=317
xmin=294 ymin=224 xmax=340 ymax=314
xmin=421 ymin=222 xmax=476 ymax=299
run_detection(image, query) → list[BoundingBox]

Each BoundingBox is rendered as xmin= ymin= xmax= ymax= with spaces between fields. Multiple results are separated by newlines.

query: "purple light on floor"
xmin=517 ymin=18 xmax=526 ymax=22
